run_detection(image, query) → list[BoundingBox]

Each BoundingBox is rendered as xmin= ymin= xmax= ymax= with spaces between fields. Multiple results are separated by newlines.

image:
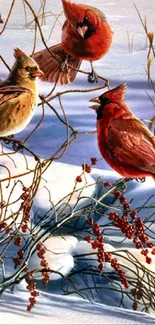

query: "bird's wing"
xmin=107 ymin=117 xmax=155 ymax=172
xmin=0 ymin=86 xmax=32 ymax=106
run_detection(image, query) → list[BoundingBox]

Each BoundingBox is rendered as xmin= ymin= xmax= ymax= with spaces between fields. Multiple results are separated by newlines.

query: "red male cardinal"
xmin=33 ymin=0 xmax=113 ymax=85
xmin=90 ymin=84 xmax=155 ymax=181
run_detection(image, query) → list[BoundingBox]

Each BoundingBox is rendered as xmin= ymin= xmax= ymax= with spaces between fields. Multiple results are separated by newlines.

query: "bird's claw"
xmin=135 ymin=177 xmax=146 ymax=183
xmin=88 ymin=70 xmax=98 ymax=83
xmin=12 ymin=142 xmax=23 ymax=153
xmin=1 ymin=135 xmax=14 ymax=145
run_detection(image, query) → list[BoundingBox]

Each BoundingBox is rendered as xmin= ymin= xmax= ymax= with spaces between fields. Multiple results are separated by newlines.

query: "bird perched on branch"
xmin=0 ymin=48 xmax=43 ymax=137
xmin=33 ymin=0 xmax=113 ymax=85
xmin=90 ymin=84 xmax=155 ymax=181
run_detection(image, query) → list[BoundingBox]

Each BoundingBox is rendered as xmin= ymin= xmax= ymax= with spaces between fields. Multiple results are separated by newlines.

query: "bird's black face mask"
xmin=96 ymin=97 xmax=111 ymax=120
xmin=76 ymin=15 xmax=96 ymax=39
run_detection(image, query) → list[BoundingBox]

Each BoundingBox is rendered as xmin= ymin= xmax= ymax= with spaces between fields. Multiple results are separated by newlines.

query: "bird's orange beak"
xmin=31 ymin=67 xmax=44 ymax=78
xmin=76 ymin=25 xmax=88 ymax=38
xmin=89 ymin=97 xmax=101 ymax=110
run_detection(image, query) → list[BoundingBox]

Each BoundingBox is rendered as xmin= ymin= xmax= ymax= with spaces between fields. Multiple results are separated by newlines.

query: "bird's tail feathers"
xmin=32 ymin=43 xmax=82 ymax=85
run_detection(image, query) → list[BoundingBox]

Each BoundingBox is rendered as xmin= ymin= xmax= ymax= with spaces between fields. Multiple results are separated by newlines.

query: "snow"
xmin=0 ymin=0 xmax=155 ymax=323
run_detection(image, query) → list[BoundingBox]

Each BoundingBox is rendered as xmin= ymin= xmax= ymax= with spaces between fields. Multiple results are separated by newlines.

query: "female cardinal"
xmin=33 ymin=0 xmax=113 ymax=85
xmin=0 ymin=48 xmax=43 ymax=136
xmin=90 ymin=84 xmax=155 ymax=181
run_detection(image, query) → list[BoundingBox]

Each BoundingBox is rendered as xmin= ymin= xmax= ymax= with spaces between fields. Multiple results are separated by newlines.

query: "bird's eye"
xmin=99 ymin=97 xmax=111 ymax=107
xmin=25 ymin=66 xmax=31 ymax=72
xmin=83 ymin=16 xmax=89 ymax=23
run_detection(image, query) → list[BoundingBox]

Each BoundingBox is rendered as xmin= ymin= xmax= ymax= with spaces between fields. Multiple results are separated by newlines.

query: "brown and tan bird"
xmin=0 ymin=48 xmax=43 ymax=137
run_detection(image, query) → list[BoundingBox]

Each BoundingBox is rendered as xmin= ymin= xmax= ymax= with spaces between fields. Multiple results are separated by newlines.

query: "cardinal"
xmin=33 ymin=0 xmax=113 ymax=85
xmin=90 ymin=83 xmax=155 ymax=181
xmin=0 ymin=48 xmax=43 ymax=136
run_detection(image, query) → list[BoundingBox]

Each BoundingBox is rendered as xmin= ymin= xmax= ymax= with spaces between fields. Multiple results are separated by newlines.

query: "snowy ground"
xmin=0 ymin=0 xmax=155 ymax=323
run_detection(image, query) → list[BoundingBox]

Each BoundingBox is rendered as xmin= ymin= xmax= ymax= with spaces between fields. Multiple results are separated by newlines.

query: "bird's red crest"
xmin=104 ymin=83 xmax=127 ymax=103
xmin=61 ymin=0 xmax=100 ymax=27
xmin=62 ymin=0 xmax=85 ymax=25
xmin=14 ymin=48 xmax=27 ymax=60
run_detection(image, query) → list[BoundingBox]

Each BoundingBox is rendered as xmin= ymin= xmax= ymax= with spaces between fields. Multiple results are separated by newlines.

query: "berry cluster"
xmin=85 ymin=218 xmax=129 ymax=288
xmin=25 ymin=271 xmax=40 ymax=312
xmin=103 ymin=183 xmax=155 ymax=265
xmin=75 ymin=157 xmax=97 ymax=183
xmin=20 ymin=186 xmax=32 ymax=219
xmin=36 ymin=242 xmax=50 ymax=286
xmin=12 ymin=237 xmax=24 ymax=266
xmin=130 ymin=281 xmax=143 ymax=311
xmin=26 ymin=242 xmax=50 ymax=311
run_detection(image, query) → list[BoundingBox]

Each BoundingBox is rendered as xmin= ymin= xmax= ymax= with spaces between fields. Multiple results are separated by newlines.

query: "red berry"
xmin=151 ymin=248 xmax=155 ymax=255
xmin=91 ymin=157 xmax=97 ymax=165
xmin=23 ymin=266 xmax=29 ymax=272
xmin=123 ymin=203 xmax=130 ymax=210
xmin=103 ymin=182 xmax=111 ymax=187
xmin=137 ymin=290 xmax=143 ymax=300
xmin=91 ymin=240 xmax=99 ymax=249
xmin=87 ymin=218 xmax=94 ymax=225
xmin=130 ymin=211 xmax=137 ymax=219
xmin=141 ymin=249 xmax=148 ymax=256
xmin=109 ymin=212 xmax=116 ymax=220
xmin=97 ymin=235 xmax=104 ymax=243
xmin=29 ymin=297 xmax=36 ymax=305
xmin=84 ymin=236 xmax=92 ymax=243
xmin=119 ymin=195 xmax=127 ymax=204
xmin=121 ymin=279 xmax=129 ymax=288
xmin=25 ymin=272 xmax=34 ymax=281
xmin=14 ymin=237 xmax=22 ymax=246
xmin=113 ymin=263 xmax=120 ymax=271
xmin=27 ymin=305 xmax=32 ymax=312
xmin=76 ymin=176 xmax=82 ymax=183
xmin=12 ymin=257 xmax=21 ymax=265
xmin=135 ymin=218 xmax=143 ymax=226
xmin=0 ymin=222 xmax=7 ymax=230
xmin=20 ymin=193 xmax=28 ymax=200
xmin=147 ymin=242 xmax=153 ymax=248
xmin=146 ymin=256 xmax=152 ymax=264
xmin=40 ymin=260 xmax=48 ymax=268
xmin=98 ymin=263 xmax=104 ymax=271
xmin=39 ymin=248 xmax=46 ymax=255
xmin=113 ymin=190 xmax=121 ymax=199
xmin=42 ymin=272 xmax=50 ymax=277
xmin=98 ymin=243 xmax=104 ymax=251
xmin=118 ymin=269 xmax=125 ymax=278
xmin=17 ymin=249 xmax=24 ymax=259
xmin=31 ymin=291 xmax=40 ymax=297
xmin=132 ymin=301 xmax=138 ymax=310
xmin=104 ymin=252 xmax=112 ymax=262
xmin=36 ymin=242 xmax=43 ymax=250
xmin=21 ymin=224 xmax=28 ymax=233
xmin=37 ymin=252 xmax=44 ymax=259
xmin=97 ymin=251 xmax=104 ymax=258
xmin=86 ymin=165 xmax=91 ymax=173
xmin=5 ymin=227 xmax=12 ymax=233
xmin=136 ymin=242 xmax=142 ymax=249
xmin=82 ymin=164 xmax=91 ymax=173
xmin=133 ymin=237 xmax=139 ymax=244
xmin=98 ymin=258 xmax=104 ymax=263
xmin=93 ymin=227 xmax=101 ymax=235
xmin=23 ymin=186 xmax=28 ymax=191
xmin=139 ymin=235 xmax=148 ymax=243
xmin=42 ymin=278 xmax=49 ymax=285
xmin=26 ymin=282 xmax=36 ymax=291
xmin=23 ymin=215 xmax=31 ymax=223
